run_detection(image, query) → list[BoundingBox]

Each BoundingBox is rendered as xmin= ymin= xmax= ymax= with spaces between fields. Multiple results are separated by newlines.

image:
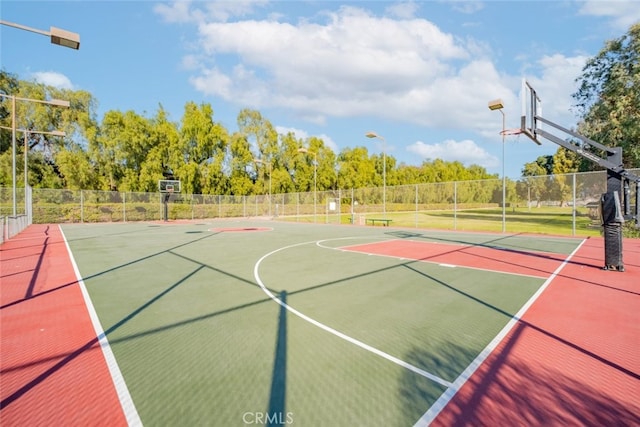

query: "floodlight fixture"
xmin=48 ymin=98 xmax=71 ymax=107
xmin=0 ymin=20 xmax=80 ymax=50
xmin=50 ymin=26 xmax=80 ymax=50
xmin=365 ymin=131 xmax=383 ymax=139
xmin=488 ymin=99 xmax=504 ymax=111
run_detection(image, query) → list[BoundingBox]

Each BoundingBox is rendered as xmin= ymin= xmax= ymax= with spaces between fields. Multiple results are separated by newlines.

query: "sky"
xmin=1 ymin=1 xmax=639 ymax=179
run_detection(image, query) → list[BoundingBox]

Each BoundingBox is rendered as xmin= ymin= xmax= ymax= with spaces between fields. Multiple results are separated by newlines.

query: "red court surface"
xmin=0 ymin=225 xmax=126 ymax=426
xmin=342 ymin=239 xmax=566 ymax=278
xmin=430 ymin=236 xmax=640 ymax=426
xmin=342 ymin=237 xmax=639 ymax=425
xmin=1 ymin=225 xmax=639 ymax=425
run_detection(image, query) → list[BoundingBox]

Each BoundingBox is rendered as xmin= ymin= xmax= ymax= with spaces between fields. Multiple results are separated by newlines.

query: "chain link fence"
xmin=1 ymin=169 xmax=637 ymax=238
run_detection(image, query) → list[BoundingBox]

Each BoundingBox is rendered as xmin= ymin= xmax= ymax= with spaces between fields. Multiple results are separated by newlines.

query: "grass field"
xmin=57 ymin=220 xmax=583 ymax=425
xmin=282 ymin=206 xmax=602 ymax=237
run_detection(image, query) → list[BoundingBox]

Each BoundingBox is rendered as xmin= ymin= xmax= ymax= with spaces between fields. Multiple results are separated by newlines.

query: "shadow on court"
xmin=267 ymin=291 xmax=288 ymax=427
xmin=425 ymin=323 xmax=640 ymax=426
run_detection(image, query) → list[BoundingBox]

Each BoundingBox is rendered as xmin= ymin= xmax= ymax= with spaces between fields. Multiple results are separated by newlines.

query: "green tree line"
xmin=0 ymin=71 xmax=496 ymax=195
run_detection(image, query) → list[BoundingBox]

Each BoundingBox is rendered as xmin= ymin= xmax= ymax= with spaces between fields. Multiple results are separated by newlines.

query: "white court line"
xmin=318 ymin=238 xmax=549 ymax=280
xmin=60 ymin=226 xmax=142 ymax=426
xmin=253 ymin=239 xmax=453 ymax=389
xmin=413 ymin=238 xmax=588 ymax=426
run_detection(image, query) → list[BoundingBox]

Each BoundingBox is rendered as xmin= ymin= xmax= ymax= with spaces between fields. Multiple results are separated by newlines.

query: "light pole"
xmin=1 ymin=20 xmax=80 ymax=49
xmin=488 ymin=98 xmax=506 ymax=233
xmin=365 ymin=132 xmax=386 ymax=217
xmin=0 ymin=126 xmax=65 ymax=212
xmin=0 ymin=94 xmax=70 ymax=217
xmin=298 ymin=147 xmax=317 ymax=223
xmin=254 ymin=158 xmax=272 ymax=217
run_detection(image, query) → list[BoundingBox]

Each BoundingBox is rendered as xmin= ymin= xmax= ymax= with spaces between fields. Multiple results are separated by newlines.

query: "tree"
xmin=0 ymin=72 xmax=98 ymax=188
xmin=573 ymin=23 xmax=640 ymax=170
xmin=237 ymin=108 xmax=278 ymax=160
xmin=135 ymin=106 xmax=180 ymax=193
xmin=551 ymin=147 xmax=581 ymax=206
xmin=337 ymin=146 xmax=375 ymax=190
xmin=228 ymin=132 xmax=254 ymax=196
xmin=93 ymin=110 xmax=153 ymax=191
xmin=56 ymin=144 xmax=96 ymax=190
xmin=521 ymin=156 xmax=552 ymax=207
xmin=0 ymin=70 xmax=21 ymax=155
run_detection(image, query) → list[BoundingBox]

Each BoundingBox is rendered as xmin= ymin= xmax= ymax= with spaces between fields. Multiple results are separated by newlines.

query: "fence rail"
xmin=1 ymin=170 xmax=638 ymax=239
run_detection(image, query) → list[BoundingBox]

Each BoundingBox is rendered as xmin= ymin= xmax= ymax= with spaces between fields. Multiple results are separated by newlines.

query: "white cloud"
xmin=407 ymin=139 xmax=498 ymax=168
xmin=450 ymin=1 xmax=484 ymax=15
xmin=153 ymin=1 xmax=198 ymax=24
xmin=157 ymin=3 xmax=592 ymax=142
xmin=154 ymin=0 xmax=269 ymax=24
xmin=31 ymin=71 xmax=74 ymax=90
xmin=579 ymin=1 xmax=640 ymax=31
xmin=385 ymin=1 xmax=420 ymax=19
xmin=275 ymin=126 xmax=338 ymax=152
xmin=181 ymin=5 xmax=482 ymax=125
xmin=276 ymin=125 xmax=308 ymax=139
xmin=525 ymin=54 xmax=588 ymax=124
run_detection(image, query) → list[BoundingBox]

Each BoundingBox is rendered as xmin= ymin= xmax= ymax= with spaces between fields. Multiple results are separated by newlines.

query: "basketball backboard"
xmin=159 ymin=179 xmax=181 ymax=193
xmin=521 ymin=79 xmax=542 ymax=145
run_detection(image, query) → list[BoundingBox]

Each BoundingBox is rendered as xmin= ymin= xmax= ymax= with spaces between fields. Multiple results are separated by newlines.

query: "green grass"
xmin=282 ymin=206 xmax=603 ymax=237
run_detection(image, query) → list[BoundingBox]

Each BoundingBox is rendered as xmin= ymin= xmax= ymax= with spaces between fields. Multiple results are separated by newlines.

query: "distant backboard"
xmin=159 ymin=179 xmax=181 ymax=193
xmin=521 ymin=79 xmax=542 ymax=145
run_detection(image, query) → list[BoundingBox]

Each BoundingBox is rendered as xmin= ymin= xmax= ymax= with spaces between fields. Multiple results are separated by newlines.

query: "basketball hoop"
xmin=500 ymin=128 xmax=524 ymax=136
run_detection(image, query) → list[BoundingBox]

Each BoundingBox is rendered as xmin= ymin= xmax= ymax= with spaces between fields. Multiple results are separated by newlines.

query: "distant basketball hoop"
xmin=159 ymin=179 xmax=180 ymax=222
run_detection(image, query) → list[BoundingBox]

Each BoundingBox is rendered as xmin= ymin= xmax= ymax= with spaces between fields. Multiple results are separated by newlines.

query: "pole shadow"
xmin=267 ymin=290 xmax=288 ymax=427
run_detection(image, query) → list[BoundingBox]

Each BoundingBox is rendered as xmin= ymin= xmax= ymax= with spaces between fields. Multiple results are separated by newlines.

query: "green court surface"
xmin=60 ymin=220 xmax=581 ymax=426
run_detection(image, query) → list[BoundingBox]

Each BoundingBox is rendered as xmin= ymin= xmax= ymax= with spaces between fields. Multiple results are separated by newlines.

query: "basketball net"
xmin=500 ymin=128 xmax=524 ymax=143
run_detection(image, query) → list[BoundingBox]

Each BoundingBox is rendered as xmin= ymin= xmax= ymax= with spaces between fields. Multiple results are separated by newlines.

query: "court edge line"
xmin=59 ymin=225 xmax=142 ymax=427
xmin=253 ymin=239 xmax=453 ymax=389
xmin=413 ymin=237 xmax=588 ymax=427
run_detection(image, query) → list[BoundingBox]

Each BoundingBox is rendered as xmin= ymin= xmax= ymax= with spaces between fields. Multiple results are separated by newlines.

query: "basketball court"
xmin=1 ymin=220 xmax=638 ymax=426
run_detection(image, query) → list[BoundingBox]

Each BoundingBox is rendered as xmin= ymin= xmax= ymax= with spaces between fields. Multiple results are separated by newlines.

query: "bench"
xmin=366 ymin=218 xmax=392 ymax=227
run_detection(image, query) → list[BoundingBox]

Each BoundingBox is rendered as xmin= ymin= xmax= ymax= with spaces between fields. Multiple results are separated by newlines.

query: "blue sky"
xmin=2 ymin=1 xmax=639 ymax=178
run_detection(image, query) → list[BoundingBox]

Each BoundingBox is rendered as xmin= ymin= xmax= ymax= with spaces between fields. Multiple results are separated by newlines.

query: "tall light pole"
xmin=365 ymin=132 xmax=386 ymax=217
xmin=0 ymin=126 xmax=65 ymax=211
xmin=1 ymin=20 xmax=80 ymax=49
xmin=488 ymin=99 xmax=506 ymax=233
xmin=0 ymin=94 xmax=70 ymax=217
xmin=254 ymin=158 xmax=272 ymax=217
xmin=298 ymin=147 xmax=317 ymax=223
xmin=1 ymin=18 xmax=77 ymax=218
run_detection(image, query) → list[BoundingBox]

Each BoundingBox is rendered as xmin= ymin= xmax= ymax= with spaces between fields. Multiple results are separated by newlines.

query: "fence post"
xmin=413 ymin=184 xmax=420 ymax=228
xmin=123 ymin=192 xmax=126 ymax=222
xmin=81 ymin=190 xmax=84 ymax=223
xmin=454 ymin=181 xmax=458 ymax=230
xmin=572 ymin=173 xmax=576 ymax=236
